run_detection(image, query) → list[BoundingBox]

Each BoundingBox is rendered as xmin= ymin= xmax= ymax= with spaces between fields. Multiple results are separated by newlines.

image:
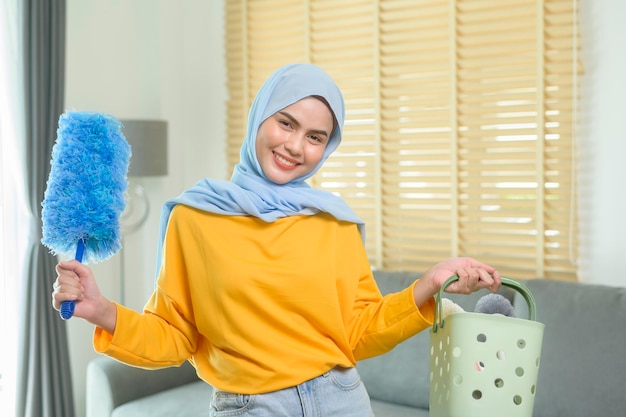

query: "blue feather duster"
xmin=41 ymin=111 xmax=130 ymax=318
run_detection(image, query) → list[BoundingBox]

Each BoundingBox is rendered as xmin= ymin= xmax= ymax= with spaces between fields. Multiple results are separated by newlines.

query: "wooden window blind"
xmin=225 ymin=0 xmax=579 ymax=281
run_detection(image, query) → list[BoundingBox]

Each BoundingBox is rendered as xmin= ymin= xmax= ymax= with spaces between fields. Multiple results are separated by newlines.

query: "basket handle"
xmin=432 ymin=276 xmax=538 ymax=333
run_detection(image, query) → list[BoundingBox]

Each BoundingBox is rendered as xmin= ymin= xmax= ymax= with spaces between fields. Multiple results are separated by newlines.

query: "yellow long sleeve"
xmin=94 ymin=205 xmax=435 ymax=394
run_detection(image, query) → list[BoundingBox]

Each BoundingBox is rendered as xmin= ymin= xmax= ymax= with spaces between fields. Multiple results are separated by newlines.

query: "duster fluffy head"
xmin=474 ymin=293 xmax=516 ymax=317
xmin=41 ymin=111 xmax=131 ymax=263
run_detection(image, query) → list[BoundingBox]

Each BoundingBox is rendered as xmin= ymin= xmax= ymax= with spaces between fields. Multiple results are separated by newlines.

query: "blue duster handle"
xmin=59 ymin=239 xmax=86 ymax=320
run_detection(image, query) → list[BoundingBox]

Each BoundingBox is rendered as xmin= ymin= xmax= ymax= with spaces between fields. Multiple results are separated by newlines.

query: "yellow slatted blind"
xmin=225 ymin=0 xmax=579 ymax=280
xmin=224 ymin=0 xmax=246 ymax=166
xmin=310 ymin=0 xmax=380 ymax=259
xmin=456 ymin=1 xmax=545 ymax=278
xmin=380 ymin=0 xmax=454 ymax=271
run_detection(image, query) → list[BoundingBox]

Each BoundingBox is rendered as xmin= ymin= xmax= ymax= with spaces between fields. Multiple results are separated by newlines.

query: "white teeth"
xmin=275 ymin=153 xmax=296 ymax=166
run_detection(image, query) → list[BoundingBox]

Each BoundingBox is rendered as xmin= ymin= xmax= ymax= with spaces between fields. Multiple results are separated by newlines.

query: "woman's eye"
xmin=309 ymin=135 xmax=326 ymax=144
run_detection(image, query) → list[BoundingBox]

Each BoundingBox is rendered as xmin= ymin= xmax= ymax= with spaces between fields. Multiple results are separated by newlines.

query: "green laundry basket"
xmin=429 ymin=276 xmax=545 ymax=417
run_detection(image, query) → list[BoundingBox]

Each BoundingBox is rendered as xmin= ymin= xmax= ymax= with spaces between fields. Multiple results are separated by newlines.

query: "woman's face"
xmin=256 ymin=96 xmax=334 ymax=184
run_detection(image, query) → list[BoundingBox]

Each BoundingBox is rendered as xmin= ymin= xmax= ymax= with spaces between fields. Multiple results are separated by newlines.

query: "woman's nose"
xmin=283 ymin=132 xmax=303 ymax=155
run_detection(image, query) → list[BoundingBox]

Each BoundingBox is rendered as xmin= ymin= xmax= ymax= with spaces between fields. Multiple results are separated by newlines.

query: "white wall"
xmin=63 ymin=0 xmax=626 ymax=415
xmin=64 ymin=1 xmax=225 ymax=415
xmin=578 ymin=0 xmax=626 ymax=286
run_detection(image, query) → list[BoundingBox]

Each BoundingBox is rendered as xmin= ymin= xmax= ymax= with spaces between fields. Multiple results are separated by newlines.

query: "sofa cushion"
xmin=112 ymin=381 xmax=213 ymax=417
xmin=370 ymin=398 xmax=430 ymax=417
xmin=515 ymin=279 xmax=626 ymax=417
xmin=87 ymin=357 xmax=202 ymax=417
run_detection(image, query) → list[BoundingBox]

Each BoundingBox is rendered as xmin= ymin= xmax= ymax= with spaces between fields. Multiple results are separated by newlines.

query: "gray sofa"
xmin=87 ymin=271 xmax=626 ymax=417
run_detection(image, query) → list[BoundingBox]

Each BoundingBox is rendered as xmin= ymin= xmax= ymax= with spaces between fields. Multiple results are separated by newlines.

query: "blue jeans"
xmin=209 ymin=366 xmax=375 ymax=417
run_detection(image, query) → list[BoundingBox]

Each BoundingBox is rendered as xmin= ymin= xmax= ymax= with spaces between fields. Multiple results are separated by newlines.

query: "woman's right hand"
xmin=412 ymin=257 xmax=501 ymax=308
xmin=51 ymin=260 xmax=117 ymax=333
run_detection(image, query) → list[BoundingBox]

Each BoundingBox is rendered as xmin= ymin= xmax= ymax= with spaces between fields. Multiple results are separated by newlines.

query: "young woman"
xmin=52 ymin=63 xmax=501 ymax=416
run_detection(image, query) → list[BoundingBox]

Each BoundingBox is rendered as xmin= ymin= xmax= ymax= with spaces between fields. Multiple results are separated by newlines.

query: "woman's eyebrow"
xmin=277 ymin=111 xmax=329 ymax=138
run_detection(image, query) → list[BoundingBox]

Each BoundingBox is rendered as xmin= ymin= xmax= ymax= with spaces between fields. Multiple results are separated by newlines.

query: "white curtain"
xmin=0 ymin=0 xmax=27 ymax=416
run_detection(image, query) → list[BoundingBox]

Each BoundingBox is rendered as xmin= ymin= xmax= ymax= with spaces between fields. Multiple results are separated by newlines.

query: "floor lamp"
xmin=119 ymin=119 xmax=168 ymax=304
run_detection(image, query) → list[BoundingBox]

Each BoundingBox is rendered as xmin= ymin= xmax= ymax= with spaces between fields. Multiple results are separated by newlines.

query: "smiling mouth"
xmin=273 ymin=152 xmax=298 ymax=168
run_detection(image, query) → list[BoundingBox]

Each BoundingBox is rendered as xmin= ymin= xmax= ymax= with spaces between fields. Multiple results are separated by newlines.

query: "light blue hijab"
xmin=154 ymin=63 xmax=365 ymax=272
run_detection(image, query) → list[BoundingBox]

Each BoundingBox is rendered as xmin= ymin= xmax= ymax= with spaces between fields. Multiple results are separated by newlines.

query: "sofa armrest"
xmin=86 ymin=356 xmax=200 ymax=417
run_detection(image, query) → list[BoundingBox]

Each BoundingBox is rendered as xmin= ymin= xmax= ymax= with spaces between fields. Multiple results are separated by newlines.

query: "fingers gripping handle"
xmin=60 ymin=239 xmax=85 ymax=320
xmin=432 ymin=275 xmax=538 ymax=333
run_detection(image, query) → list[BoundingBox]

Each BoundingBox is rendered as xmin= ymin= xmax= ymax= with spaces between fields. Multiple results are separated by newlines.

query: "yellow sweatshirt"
xmin=94 ymin=205 xmax=435 ymax=394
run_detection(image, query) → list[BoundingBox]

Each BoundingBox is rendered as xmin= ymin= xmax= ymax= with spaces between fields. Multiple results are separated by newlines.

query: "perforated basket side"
xmin=430 ymin=313 xmax=544 ymax=417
